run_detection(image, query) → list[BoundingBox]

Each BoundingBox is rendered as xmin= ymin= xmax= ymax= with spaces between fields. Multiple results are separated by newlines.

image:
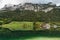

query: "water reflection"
xmin=0 ymin=31 xmax=60 ymax=40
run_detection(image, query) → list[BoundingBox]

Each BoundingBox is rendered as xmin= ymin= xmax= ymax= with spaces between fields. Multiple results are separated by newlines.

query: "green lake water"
xmin=0 ymin=36 xmax=60 ymax=40
xmin=0 ymin=31 xmax=60 ymax=40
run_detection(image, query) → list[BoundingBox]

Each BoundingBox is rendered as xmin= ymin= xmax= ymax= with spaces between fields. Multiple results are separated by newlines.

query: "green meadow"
xmin=2 ymin=21 xmax=42 ymax=31
xmin=1 ymin=21 xmax=60 ymax=31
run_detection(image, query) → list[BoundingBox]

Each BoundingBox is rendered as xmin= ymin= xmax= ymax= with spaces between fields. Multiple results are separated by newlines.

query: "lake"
xmin=0 ymin=31 xmax=60 ymax=40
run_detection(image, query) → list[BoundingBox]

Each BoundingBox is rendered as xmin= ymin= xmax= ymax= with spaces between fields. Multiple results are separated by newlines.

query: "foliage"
xmin=0 ymin=8 xmax=60 ymax=22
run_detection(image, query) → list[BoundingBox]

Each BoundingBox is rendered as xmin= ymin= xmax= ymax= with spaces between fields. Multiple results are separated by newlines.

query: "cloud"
xmin=0 ymin=0 xmax=23 ymax=8
xmin=0 ymin=0 xmax=60 ymax=9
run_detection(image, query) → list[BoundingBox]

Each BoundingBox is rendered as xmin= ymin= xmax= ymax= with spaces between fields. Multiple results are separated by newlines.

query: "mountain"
xmin=0 ymin=2 xmax=57 ymax=13
xmin=0 ymin=3 xmax=60 ymax=22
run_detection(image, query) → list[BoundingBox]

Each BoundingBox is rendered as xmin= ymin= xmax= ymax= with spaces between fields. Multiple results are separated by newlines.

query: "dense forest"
xmin=0 ymin=8 xmax=60 ymax=23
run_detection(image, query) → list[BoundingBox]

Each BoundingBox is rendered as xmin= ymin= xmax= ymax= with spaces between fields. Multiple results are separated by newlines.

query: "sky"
xmin=0 ymin=0 xmax=60 ymax=9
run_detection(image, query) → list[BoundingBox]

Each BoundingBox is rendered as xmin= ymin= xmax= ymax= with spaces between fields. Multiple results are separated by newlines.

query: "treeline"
xmin=0 ymin=8 xmax=60 ymax=22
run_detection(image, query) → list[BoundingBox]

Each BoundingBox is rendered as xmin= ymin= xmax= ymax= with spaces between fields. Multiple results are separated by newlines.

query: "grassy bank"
xmin=1 ymin=21 xmax=60 ymax=31
xmin=2 ymin=21 xmax=42 ymax=30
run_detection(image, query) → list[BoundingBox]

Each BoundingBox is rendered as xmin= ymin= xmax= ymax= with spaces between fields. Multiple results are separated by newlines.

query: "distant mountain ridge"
xmin=1 ymin=2 xmax=60 ymax=13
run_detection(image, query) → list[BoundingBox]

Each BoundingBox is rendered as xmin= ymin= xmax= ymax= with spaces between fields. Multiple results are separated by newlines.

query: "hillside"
xmin=0 ymin=3 xmax=60 ymax=22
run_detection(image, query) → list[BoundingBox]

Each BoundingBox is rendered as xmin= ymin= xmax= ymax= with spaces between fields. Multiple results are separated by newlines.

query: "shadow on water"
xmin=0 ymin=30 xmax=60 ymax=40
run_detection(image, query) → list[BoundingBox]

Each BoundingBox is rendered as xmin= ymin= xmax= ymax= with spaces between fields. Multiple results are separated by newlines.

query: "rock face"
xmin=1 ymin=2 xmax=56 ymax=12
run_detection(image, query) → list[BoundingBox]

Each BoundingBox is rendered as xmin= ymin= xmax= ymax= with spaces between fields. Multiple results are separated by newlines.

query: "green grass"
xmin=2 ymin=21 xmax=33 ymax=30
xmin=2 ymin=21 xmax=42 ymax=30
xmin=1 ymin=21 xmax=60 ymax=31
